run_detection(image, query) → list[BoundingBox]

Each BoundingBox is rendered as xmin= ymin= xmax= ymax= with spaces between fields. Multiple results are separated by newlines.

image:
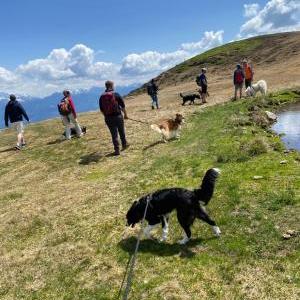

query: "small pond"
xmin=272 ymin=101 xmax=300 ymax=151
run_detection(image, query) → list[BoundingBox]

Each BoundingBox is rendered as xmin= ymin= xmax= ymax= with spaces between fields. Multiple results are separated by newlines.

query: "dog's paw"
xmin=212 ymin=226 xmax=221 ymax=237
xmin=178 ymin=237 xmax=190 ymax=245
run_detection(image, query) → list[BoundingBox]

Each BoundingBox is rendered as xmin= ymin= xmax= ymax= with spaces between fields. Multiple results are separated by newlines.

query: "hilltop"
xmin=0 ymin=32 xmax=299 ymax=299
xmin=129 ymin=31 xmax=300 ymax=97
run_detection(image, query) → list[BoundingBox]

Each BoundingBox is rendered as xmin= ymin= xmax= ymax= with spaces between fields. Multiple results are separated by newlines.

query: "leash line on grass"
xmin=127 ymin=117 xmax=150 ymax=125
xmin=117 ymin=195 xmax=151 ymax=300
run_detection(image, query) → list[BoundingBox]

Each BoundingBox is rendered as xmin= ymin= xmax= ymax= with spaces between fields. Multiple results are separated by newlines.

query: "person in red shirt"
xmin=99 ymin=81 xmax=129 ymax=156
xmin=233 ymin=64 xmax=245 ymax=100
xmin=59 ymin=90 xmax=83 ymax=139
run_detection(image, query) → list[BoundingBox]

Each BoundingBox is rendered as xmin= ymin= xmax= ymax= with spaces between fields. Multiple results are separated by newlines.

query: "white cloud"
xmin=243 ymin=3 xmax=260 ymax=18
xmin=121 ymin=50 xmax=188 ymax=76
xmin=0 ymin=44 xmax=120 ymax=96
xmin=180 ymin=31 xmax=224 ymax=52
xmin=0 ymin=31 xmax=224 ymax=96
xmin=120 ymin=30 xmax=224 ymax=76
xmin=0 ymin=67 xmax=17 ymax=83
xmin=240 ymin=0 xmax=300 ymax=36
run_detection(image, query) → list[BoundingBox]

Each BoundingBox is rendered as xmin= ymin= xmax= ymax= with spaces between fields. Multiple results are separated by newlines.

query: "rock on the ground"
xmin=265 ymin=111 xmax=277 ymax=122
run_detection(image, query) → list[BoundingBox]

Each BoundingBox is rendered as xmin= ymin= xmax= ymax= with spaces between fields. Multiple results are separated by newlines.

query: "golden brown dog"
xmin=151 ymin=113 xmax=185 ymax=142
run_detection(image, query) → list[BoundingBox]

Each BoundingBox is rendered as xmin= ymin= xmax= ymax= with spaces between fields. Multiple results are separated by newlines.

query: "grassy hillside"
xmin=0 ymin=89 xmax=299 ymax=299
xmin=129 ymin=31 xmax=300 ymax=96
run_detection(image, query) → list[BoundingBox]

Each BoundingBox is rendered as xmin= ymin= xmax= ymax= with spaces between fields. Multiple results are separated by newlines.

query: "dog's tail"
xmin=179 ymin=93 xmax=183 ymax=98
xmin=150 ymin=124 xmax=162 ymax=134
xmin=195 ymin=168 xmax=220 ymax=205
xmin=259 ymin=80 xmax=267 ymax=95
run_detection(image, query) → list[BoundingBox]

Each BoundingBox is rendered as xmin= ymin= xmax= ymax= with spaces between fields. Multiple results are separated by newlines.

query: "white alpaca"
xmin=245 ymin=80 xmax=267 ymax=97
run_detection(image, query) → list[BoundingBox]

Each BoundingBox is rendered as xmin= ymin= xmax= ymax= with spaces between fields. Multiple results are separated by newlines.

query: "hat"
xmin=9 ymin=94 xmax=16 ymax=101
xmin=236 ymin=64 xmax=241 ymax=69
xmin=242 ymin=58 xmax=248 ymax=63
xmin=202 ymin=68 xmax=207 ymax=72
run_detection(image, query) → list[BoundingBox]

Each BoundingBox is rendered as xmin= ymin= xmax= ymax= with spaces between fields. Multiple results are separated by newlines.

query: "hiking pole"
xmin=126 ymin=117 xmax=149 ymax=126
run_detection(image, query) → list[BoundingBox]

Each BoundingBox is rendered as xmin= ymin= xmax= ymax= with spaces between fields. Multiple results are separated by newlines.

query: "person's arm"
xmin=68 ymin=97 xmax=77 ymax=118
xmin=99 ymin=95 xmax=104 ymax=114
xmin=4 ymin=105 xmax=9 ymax=127
xmin=115 ymin=93 xmax=128 ymax=119
xmin=233 ymin=71 xmax=236 ymax=84
xmin=123 ymin=108 xmax=128 ymax=119
xmin=19 ymin=103 xmax=29 ymax=122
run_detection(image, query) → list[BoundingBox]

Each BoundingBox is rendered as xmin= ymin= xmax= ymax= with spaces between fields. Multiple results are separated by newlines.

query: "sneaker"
xmin=151 ymin=106 xmax=155 ymax=110
xmin=21 ymin=143 xmax=26 ymax=147
xmin=14 ymin=145 xmax=21 ymax=150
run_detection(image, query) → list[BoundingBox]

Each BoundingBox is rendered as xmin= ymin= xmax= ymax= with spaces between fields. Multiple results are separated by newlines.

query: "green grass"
xmin=0 ymin=91 xmax=299 ymax=299
xmin=173 ymin=37 xmax=263 ymax=73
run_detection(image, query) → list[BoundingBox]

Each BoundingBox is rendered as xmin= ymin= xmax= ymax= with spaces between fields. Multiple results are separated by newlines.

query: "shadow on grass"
xmin=119 ymin=236 xmax=217 ymax=258
xmin=79 ymin=152 xmax=103 ymax=165
xmin=47 ymin=137 xmax=66 ymax=145
xmin=0 ymin=147 xmax=17 ymax=153
xmin=143 ymin=140 xmax=165 ymax=151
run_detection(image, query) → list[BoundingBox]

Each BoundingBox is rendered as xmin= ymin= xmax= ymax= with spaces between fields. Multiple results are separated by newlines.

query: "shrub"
xmin=241 ymin=137 xmax=269 ymax=157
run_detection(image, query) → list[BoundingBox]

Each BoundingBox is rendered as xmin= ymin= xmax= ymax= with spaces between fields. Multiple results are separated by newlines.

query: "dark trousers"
xmin=245 ymin=79 xmax=252 ymax=88
xmin=150 ymin=94 xmax=159 ymax=108
xmin=105 ymin=115 xmax=127 ymax=151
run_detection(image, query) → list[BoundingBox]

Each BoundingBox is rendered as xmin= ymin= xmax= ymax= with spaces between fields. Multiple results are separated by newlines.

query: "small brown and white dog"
xmin=151 ymin=113 xmax=185 ymax=142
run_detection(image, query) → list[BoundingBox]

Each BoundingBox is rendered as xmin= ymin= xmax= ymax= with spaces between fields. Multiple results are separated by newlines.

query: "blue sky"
xmin=0 ymin=0 xmax=299 ymax=96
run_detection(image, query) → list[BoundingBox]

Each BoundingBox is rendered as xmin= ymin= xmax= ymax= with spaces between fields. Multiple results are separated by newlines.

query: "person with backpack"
xmin=58 ymin=90 xmax=83 ymax=140
xmin=233 ymin=64 xmax=245 ymax=100
xmin=196 ymin=68 xmax=208 ymax=103
xmin=99 ymin=80 xmax=129 ymax=156
xmin=4 ymin=94 xmax=30 ymax=150
xmin=147 ymin=79 xmax=159 ymax=109
xmin=242 ymin=59 xmax=254 ymax=88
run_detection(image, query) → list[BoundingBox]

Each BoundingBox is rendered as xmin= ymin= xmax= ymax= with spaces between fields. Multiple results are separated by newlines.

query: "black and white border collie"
xmin=126 ymin=168 xmax=221 ymax=244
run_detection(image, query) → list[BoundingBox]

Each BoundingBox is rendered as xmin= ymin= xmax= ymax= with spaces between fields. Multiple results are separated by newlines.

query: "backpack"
xmin=100 ymin=92 xmax=120 ymax=116
xmin=196 ymin=75 xmax=201 ymax=86
xmin=58 ymin=98 xmax=71 ymax=116
xmin=147 ymin=83 xmax=153 ymax=95
xmin=235 ymin=70 xmax=244 ymax=84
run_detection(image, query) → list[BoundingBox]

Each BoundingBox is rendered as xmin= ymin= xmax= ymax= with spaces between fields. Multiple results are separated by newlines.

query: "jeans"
xmin=62 ymin=113 xmax=82 ymax=139
xmin=150 ymin=94 xmax=159 ymax=108
xmin=105 ymin=115 xmax=127 ymax=152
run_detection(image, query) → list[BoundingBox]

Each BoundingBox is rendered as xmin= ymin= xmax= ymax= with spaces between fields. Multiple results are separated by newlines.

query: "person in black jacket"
xmin=4 ymin=94 xmax=30 ymax=150
xmin=147 ymin=79 xmax=159 ymax=109
xmin=99 ymin=81 xmax=129 ymax=156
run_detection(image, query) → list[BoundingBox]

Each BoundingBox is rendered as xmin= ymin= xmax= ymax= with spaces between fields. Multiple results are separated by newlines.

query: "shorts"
xmin=12 ymin=121 xmax=24 ymax=134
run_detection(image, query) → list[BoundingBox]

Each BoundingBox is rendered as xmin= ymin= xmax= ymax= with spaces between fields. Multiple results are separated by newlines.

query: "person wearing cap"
xmin=242 ymin=59 xmax=254 ymax=88
xmin=233 ymin=64 xmax=245 ymax=100
xmin=197 ymin=68 xmax=208 ymax=103
xmin=4 ymin=94 xmax=30 ymax=150
xmin=59 ymin=90 xmax=83 ymax=140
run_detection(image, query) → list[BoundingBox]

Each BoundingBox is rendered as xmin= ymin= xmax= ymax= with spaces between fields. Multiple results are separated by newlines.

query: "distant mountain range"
xmin=0 ymin=84 xmax=139 ymax=128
